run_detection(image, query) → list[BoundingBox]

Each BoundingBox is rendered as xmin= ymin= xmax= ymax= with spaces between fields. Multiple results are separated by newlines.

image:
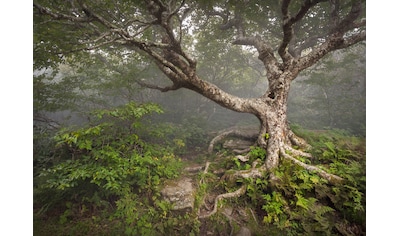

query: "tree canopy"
xmin=34 ymin=0 xmax=365 ymax=85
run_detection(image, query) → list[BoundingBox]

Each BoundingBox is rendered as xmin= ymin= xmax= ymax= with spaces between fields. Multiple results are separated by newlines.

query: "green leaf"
xmin=295 ymin=193 xmax=309 ymax=210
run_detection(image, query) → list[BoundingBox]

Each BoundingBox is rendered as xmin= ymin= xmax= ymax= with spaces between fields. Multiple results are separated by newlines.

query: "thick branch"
xmin=145 ymin=1 xmax=196 ymax=68
xmin=291 ymin=0 xmax=328 ymax=23
xmin=78 ymin=2 xmax=120 ymax=30
xmin=233 ymin=36 xmax=282 ymax=77
xmin=297 ymin=30 xmax=365 ymax=71
xmin=132 ymin=43 xmax=190 ymax=85
xmin=125 ymin=38 xmax=258 ymax=116
xmin=278 ymin=0 xmax=294 ymax=62
xmin=279 ymin=0 xmax=327 ymax=62
xmin=291 ymin=34 xmax=324 ymax=57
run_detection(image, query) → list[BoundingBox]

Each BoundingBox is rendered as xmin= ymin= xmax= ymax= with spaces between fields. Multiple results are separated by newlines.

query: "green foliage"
xmin=246 ymin=177 xmax=268 ymax=204
xmin=221 ymin=147 xmax=266 ymax=173
xmin=242 ymin=129 xmax=365 ymax=235
xmin=34 ymin=123 xmax=58 ymax=176
xmin=34 ymin=102 xmax=205 ymax=235
xmin=93 ymin=101 xmax=163 ymax=121
xmin=249 ymin=146 xmax=267 ymax=162
xmin=115 ymin=194 xmax=201 ymax=236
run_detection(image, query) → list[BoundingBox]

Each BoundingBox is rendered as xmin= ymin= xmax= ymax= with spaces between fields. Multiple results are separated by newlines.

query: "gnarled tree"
xmin=34 ymin=0 xmax=365 ymax=182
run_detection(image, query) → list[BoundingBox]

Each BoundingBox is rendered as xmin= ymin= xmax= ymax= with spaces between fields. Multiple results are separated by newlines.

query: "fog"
xmin=35 ymin=42 xmax=365 ymax=142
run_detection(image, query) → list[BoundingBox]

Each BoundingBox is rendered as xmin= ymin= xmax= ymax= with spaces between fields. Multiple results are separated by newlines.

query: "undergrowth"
xmin=34 ymin=111 xmax=365 ymax=235
xmin=247 ymin=126 xmax=365 ymax=235
xmin=33 ymin=102 xmax=200 ymax=235
xmin=199 ymin=125 xmax=365 ymax=236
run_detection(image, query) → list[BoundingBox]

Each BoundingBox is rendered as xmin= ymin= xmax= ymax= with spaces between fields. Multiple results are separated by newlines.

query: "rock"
xmin=235 ymin=226 xmax=251 ymax=236
xmin=161 ymin=177 xmax=195 ymax=212
xmin=223 ymin=207 xmax=233 ymax=216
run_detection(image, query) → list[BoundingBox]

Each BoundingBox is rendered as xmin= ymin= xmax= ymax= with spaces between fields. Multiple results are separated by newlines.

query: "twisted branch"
xmin=279 ymin=0 xmax=328 ymax=61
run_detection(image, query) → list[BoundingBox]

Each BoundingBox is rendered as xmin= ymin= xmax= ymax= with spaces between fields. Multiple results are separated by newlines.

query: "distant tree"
xmin=34 ymin=0 xmax=365 ymax=182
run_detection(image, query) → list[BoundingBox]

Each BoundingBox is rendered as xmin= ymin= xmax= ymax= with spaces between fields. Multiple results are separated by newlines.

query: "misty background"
xmin=34 ymin=42 xmax=365 ymax=145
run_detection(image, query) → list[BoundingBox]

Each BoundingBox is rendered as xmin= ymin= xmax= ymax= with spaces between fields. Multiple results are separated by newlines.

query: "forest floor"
xmin=34 ymin=129 xmax=366 ymax=235
xmin=179 ymin=149 xmax=263 ymax=236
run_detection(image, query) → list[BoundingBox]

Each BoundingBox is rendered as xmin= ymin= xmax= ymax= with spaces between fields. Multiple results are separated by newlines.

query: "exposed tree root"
xmin=198 ymin=185 xmax=246 ymax=219
xmin=280 ymin=147 xmax=343 ymax=184
xmin=199 ymin=161 xmax=212 ymax=185
xmin=233 ymin=147 xmax=251 ymax=154
xmin=208 ymin=128 xmax=257 ymax=154
xmin=197 ymin=159 xmax=266 ymax=219
xmin=196 ymin=150 xmax=342 ymax=219
xmin=283 ymin=144 xmax=313 ymax=159
xmin=288 ymin=129 xmax=311 ymax=150
xmin=235 ymin=154 xmax=250 ymax=162
xmin=208 ymin=130 xmax=341 ymax=183
xmin=199 ymin=131 xmax=344 ymax=219
xmin=231 ymin=164 xmax=266 ymax=179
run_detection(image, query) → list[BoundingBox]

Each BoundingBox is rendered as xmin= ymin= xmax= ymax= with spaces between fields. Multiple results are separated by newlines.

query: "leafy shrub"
xmin=34 ymin=102 xmax=193 ymax=235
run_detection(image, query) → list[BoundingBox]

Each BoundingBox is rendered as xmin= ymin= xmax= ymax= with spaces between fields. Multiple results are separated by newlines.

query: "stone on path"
xmin=161 ymin=177 xmax=195 ymax=212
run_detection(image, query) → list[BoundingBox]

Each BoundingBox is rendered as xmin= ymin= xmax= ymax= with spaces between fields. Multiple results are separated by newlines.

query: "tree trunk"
xmin=191 ymin=70 xmax=302 ymax=171
xmin=253 ymin=74 xmax=292 ymax=170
